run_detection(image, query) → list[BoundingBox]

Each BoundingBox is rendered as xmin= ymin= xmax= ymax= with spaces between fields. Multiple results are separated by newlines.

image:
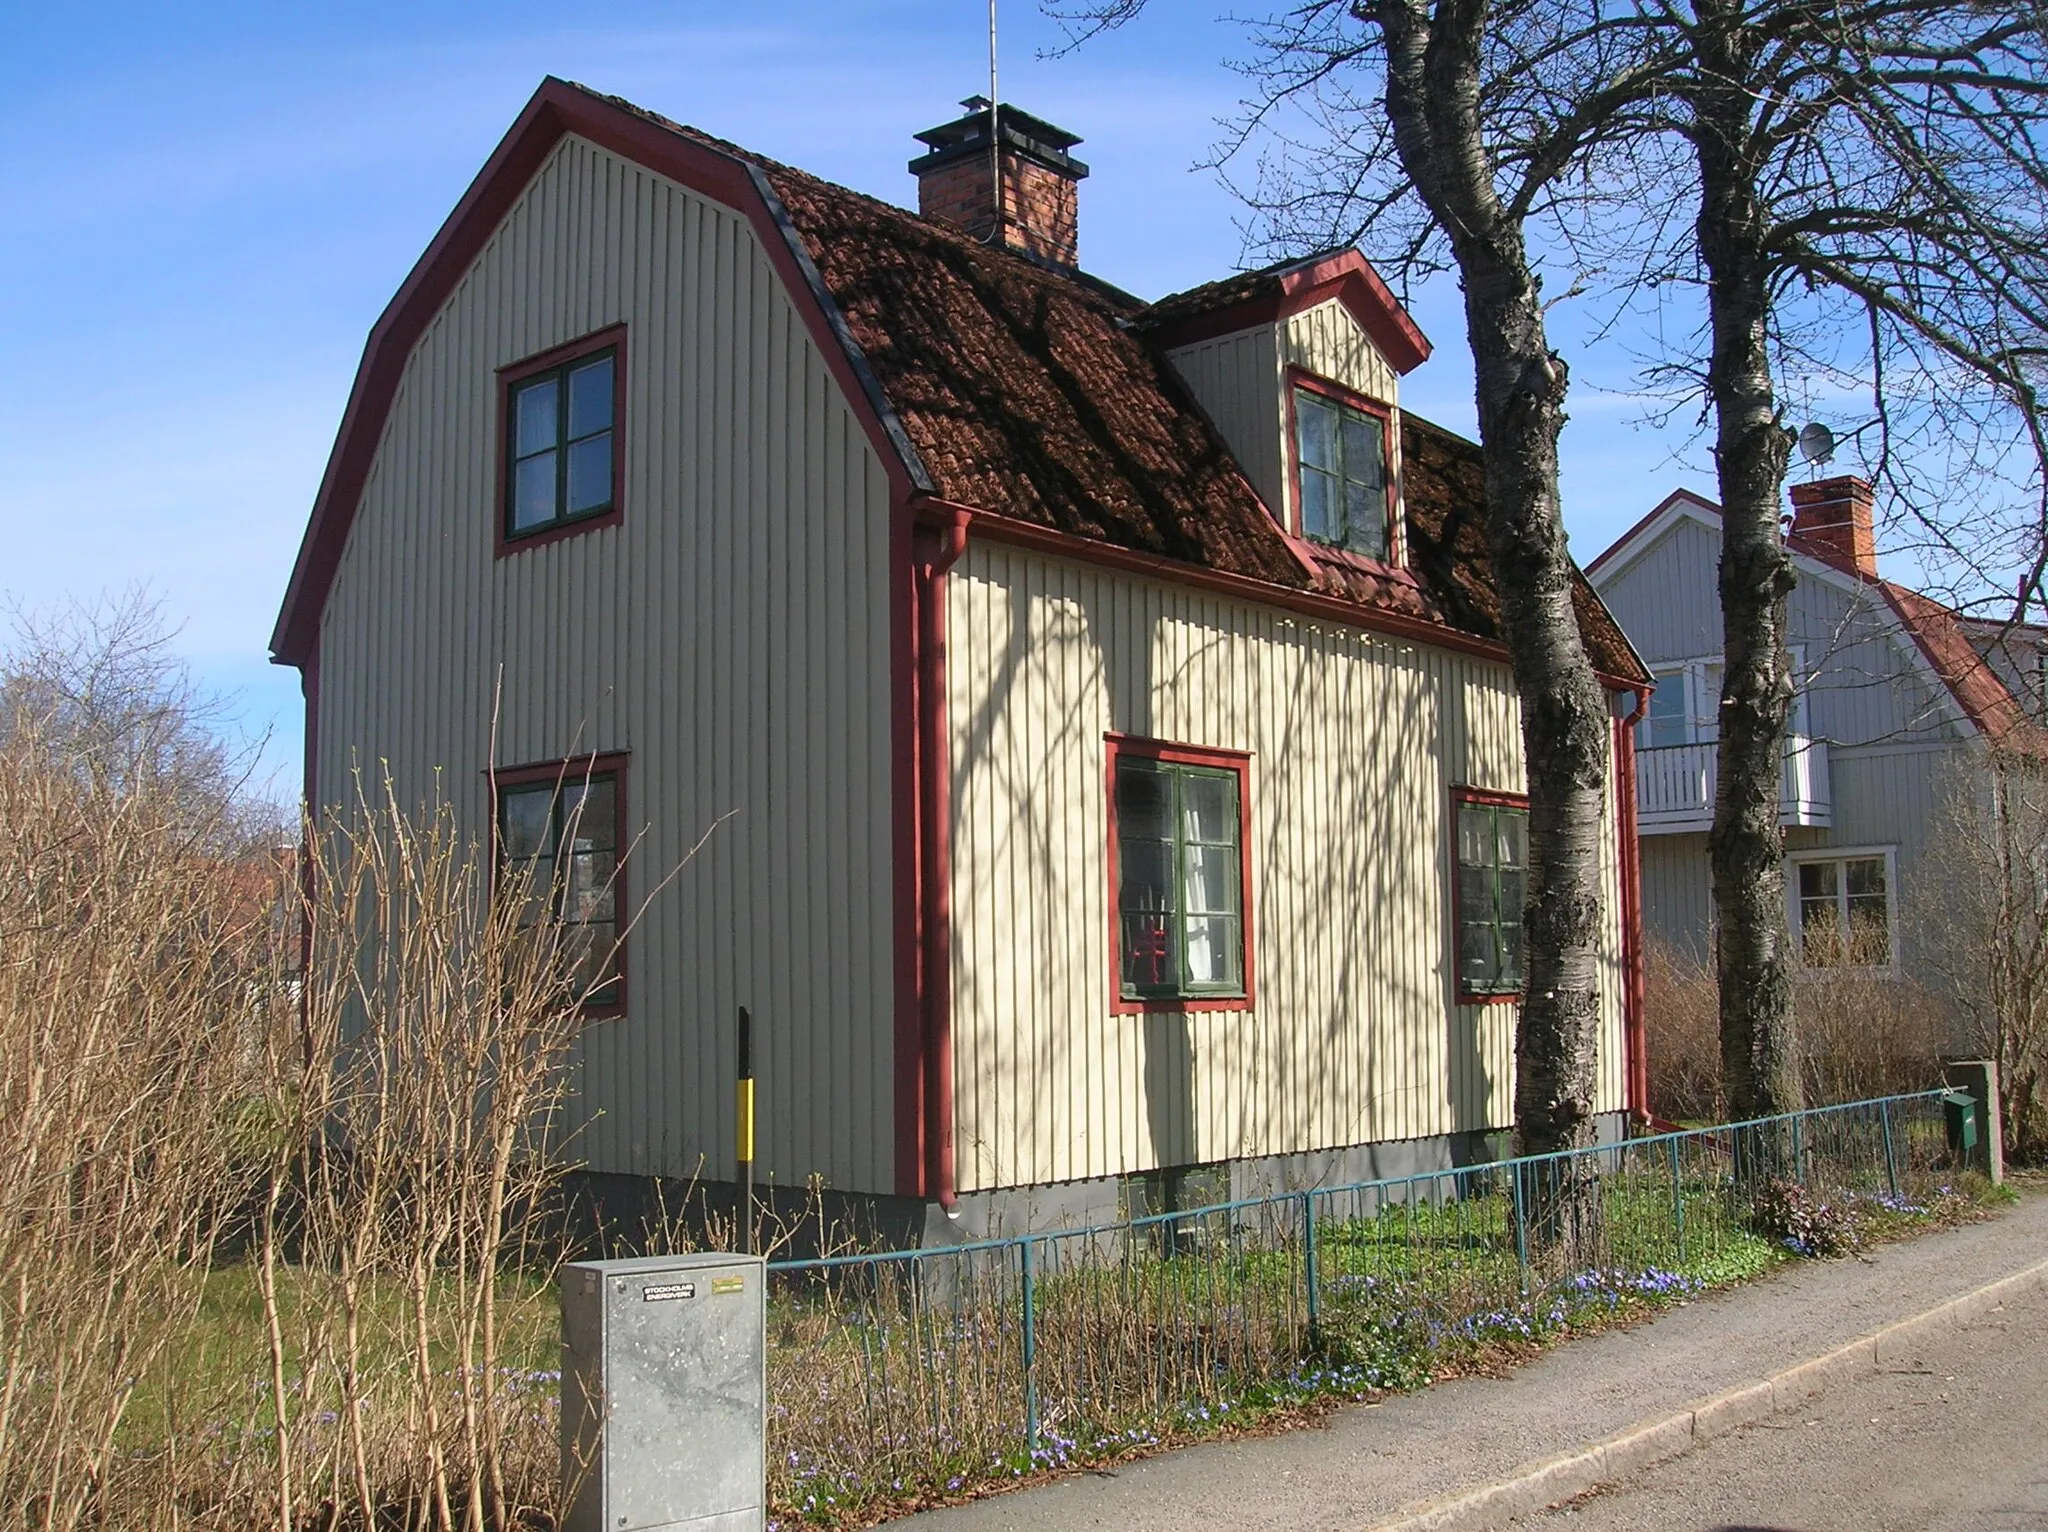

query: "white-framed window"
xmin=1637 ymin=649 xmax=1808 ymax=749
xmin=1786 ymin=845 xmax=1897 ymax=970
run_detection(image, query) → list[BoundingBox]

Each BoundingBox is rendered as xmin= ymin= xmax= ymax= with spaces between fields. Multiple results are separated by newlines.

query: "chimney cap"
xmin=908 ymin=99 xmax=1089 ymax=179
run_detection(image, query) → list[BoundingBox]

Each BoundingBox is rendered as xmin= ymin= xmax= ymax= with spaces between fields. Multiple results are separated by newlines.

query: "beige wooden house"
xmin=271 ymin=79 xmax=1651 ymax=1235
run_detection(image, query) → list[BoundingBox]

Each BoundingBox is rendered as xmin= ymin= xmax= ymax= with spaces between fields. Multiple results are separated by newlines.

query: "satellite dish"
xmin=1796 ymin=422 xmax=1837 ymax=466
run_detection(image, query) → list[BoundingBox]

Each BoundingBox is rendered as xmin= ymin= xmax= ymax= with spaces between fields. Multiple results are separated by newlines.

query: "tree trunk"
xmin=1690 ymin=1 xmax=1803 ymax=1127
xmin=1379 ymin=0 xmax=1612 ymax=1213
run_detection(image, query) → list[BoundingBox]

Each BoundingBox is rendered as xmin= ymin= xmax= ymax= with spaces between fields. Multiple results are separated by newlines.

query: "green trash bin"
xmin=1943 ymin=1089 xmax=1979 ymax=1169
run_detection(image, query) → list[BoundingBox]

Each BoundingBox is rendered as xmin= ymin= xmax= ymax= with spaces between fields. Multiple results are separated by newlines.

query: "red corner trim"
xmin=270 ymin=77 xmax=922 ymax=671
xmin=1148 ymin=250 xmax=1432 ymax=374
xmin=1105 ymin=734 xmax=1257 ymax=1016
xmin=1449 ymin=785 xmax=1529 ymax=1007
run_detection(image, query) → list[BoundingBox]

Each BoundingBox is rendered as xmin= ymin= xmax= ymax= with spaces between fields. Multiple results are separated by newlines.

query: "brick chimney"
xmin=1789 ymin=475 xmax=1878 ymax=577
xmin=909 ymin=97 xmax=1089 ymax=269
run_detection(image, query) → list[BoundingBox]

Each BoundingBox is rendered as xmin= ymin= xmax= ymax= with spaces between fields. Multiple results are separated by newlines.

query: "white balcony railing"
xmin=1637 ymin=737 xmax=1832 ymax=833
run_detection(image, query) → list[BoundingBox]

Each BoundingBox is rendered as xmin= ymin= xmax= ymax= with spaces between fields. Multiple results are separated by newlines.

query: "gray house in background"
xmin=1589 ymin=475 xmax=2044 ymax=990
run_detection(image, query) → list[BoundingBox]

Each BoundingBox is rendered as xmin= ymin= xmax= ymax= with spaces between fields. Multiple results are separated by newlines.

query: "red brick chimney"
xmin=909 ymin=98 xmax=1089 ymax=269
xmin=1788 ymin=475 xmax=1878 ymax=577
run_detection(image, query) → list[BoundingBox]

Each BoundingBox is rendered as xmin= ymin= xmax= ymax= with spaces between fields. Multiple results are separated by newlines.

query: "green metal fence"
xmin=762 ymin=1091 xmax=1958 ymax=1513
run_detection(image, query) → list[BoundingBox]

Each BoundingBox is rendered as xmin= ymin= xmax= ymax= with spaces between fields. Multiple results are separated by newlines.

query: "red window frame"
xmin=1284 ymin=366 xmax=1402 ymax=570
xmin=1105 ymin=734 xmax=1256 ymax=1015
xmin=1450 ymin=785 xmax=1528 ymax=1006
xmin=490 ymin=750 xmax=630 ymax=1019
xmin=494 ymin=324 xmax=628 ymax=558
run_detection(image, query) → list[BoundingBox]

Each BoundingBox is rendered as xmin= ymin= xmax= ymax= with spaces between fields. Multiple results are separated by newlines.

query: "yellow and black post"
xmin=736 ymin=1006 xmax=755 ymax=1255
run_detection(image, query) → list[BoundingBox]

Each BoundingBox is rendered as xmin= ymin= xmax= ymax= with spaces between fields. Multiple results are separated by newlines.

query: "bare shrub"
xmin=1918 ymin=751 xmax=2048 ymax=1164
xmin=1646 ymin=938 xmax=1946 ymax=1124
xmin=1644 ymin=941 xmax=1723 ymax=1123
xmin=1792 ymin=969 xmax=1946 ymax=1109
xmin=0 ymin=604 xmax=625 ymax=1529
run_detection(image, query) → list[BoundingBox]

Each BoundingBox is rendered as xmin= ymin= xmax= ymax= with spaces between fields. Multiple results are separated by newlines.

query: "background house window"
xmin=1793 ymin=851 xmax=1893 ymax=967
xmin=508 ymin=351 xmax=615 ymax=537
xmin=1112 ymin=747 xmax=1248 ymax=1003
xmin=1455 ymin=794 xmax=1528 ymax=999
xmin=495 ymin=759 xmax=624 ymax=1009
xmin=1293 ymin=384 xmax=1390 ymax=559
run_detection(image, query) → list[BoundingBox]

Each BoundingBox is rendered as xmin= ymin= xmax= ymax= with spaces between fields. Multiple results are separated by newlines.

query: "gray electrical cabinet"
xmin=561 ymin=1252 xmax=767 ymax=1532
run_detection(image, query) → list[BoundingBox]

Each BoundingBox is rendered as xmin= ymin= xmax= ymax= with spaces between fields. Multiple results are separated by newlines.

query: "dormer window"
xmin=1292 ymin=378 xmax=1391 ymax=561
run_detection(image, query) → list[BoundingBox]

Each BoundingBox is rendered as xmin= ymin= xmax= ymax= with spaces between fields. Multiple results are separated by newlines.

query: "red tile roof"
xmin=271 ymin=79 xmax=1644 ymax=684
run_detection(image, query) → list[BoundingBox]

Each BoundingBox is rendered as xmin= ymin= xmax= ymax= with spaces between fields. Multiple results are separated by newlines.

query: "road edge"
xmin=1358 ymin=1252 xmax=2048 ymax=1532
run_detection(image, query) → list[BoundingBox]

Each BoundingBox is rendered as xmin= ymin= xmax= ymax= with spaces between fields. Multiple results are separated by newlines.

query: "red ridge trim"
xmin=1146 ymin=250 xmax=1432 ymax=373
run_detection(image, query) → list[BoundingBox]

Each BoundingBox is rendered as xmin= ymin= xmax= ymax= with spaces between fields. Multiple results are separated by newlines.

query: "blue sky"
xmin=4 ymin=2 xmax=1727 ymax=799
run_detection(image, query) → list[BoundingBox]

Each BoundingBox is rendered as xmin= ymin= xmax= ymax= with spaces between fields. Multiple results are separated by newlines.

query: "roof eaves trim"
xmin=1149 ymin=250 xmax=1432 ymax=373
xmin=748 ymin=164 xmax=934 ymax=496
xmin=269 ymin=77 xmax=929 ymax=669
xmin=1584 ymin=488 xmax=1721 ymax=585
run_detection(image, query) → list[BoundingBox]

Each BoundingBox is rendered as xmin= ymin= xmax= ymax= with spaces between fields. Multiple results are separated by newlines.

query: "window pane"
xmin=1458 ymin=804 xmax=1493 ymax=868
xmin=1301 ymin=468 xmax=1335 ymax=542
xmin=1182 ymin=844 xmax=1238 ymax=917
xmin=1121 ymin=911 xmax=1176 ymax=992
xmin=515 ymin=378 xmax=559 ymax=454
xmin=1498 ymin=921 xmax=1525 ymax=989
xmin=1296 ymin=392 xmax=1336 ymax=471
xmin=1798 ymin=861 xmax=1838 ymax=900
xmin=562 ymin=919 xmax=617 ymax=1002
xmin=567 ymin=357 xmax=614 ymax=439
xmin=1496 ymin=811 xmax=1526 ymax=869
xmin=1343 ymin=479 xmax=1386 ymax=557
xmin=1496 ymin=867 xmax=1525 ymax=924
xmin=1118 ymin=840 xmax=1174 ymax=916
xmin=506 ymin=853 xmax=554 ymax=924
xmin=1180 ymin=773 xmax=1237 ymax=845
xmin=500 ymin=786 xmax=554 ymax=857
xmin=1800 ymin=896 xmax=1843 ymax=964
xmin=1460 ymin=920 xmax=1498 ymax=988
xmin=1458 ymin=864 xmax=1497 ymax=922
xmin=513 ymin=452 xmax=558 ymax=531
xmin=1340 ymin=412 xmax=1383 ymax=490
xmin=563 ymin=777 xmax=617 ymax=851
xmin=565 ymin=851 xmax=617 ymax=924
xmin=1845 ymin=857 xmax=1886 ymax=899
xmin=1115 ymin=762 xmax=1173 ymax=842
xmin=565 ymin=434 xmax=613 ymax=514
xmin=1847 ymin=899 xmax=1889 ymax=961
xmin=1183 ymin=916 xmax=1240 ymax=988
xmin=1644 ymin=671 xmax=1690 ymax=748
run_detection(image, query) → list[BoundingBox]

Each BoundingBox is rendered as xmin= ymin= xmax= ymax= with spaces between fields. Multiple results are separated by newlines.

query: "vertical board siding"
xmin=947 ymin=542 xmax=1630 ymax=1192
xmin=1163 ymin=325 xmax=1284 ymax=515
xmin=1281 ymin=298 xmax=1400 ymax=401
xmin=314 ymin=137 xmax=897 ymax=1193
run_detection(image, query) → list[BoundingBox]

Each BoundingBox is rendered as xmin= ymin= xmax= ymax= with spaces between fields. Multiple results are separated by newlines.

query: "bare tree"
xmin=1053 ymin=0 xmax=1678 ymax=1222
xmin=1055 ymin=0 xmax=2048 ymax=1134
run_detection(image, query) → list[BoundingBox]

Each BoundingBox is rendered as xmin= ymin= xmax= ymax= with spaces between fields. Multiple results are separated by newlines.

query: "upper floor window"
xmin=494 ymin=754 xmax=627 ymax=1012
xmin=1638 ymin=650 xmax=1808 ymax=750
xmin=1791 ymin=849 xmax=1894 ymax=968
xmin=1454 ymin=791 xmax=1527 ymax=1001
xmin=1109 ymin=738 xmax=1252 ymax=1009
xmin=498 ymin=326 xmax=626 ymax=553
xmin=1293 ymin=380 xmax=1391 ymax=560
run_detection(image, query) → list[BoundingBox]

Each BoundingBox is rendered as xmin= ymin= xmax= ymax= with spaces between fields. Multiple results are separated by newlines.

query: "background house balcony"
xmin=1636 ymin=737 xmax=1832 ymax=834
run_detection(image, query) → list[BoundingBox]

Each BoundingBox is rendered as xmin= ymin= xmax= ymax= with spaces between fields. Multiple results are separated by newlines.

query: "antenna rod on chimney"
xmin=988 ymin=0 xmax=1002 ymax=248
